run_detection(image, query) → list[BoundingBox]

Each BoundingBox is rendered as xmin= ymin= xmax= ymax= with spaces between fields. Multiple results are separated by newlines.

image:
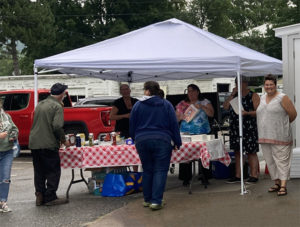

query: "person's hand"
xmin=174 ymin=145 xmax=180 ymax=150
xmin=0 ymin=132 xmax=8 ymax=139
xmin=195 ymin=104 xmax=205 ymax=110
xmin=194 ymin=103 xmax=200 ymax=109
xmin=125 ymin=113 xmax=130 ymax=119
xmin=64 ymin=140 xmax=71 ymax=148
xmin=176 ymin=111 xmax=184 ymax=121
xmin=231 ymin=87 xmax=238 ymax=97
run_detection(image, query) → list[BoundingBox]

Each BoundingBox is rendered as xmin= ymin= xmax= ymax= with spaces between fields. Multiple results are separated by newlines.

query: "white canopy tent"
xmin=34 ymin=18 xmax=282 ymax=195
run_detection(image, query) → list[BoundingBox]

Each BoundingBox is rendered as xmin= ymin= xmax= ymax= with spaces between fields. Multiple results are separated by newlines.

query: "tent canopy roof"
xmin=35 ymin=18 xmax=282 ymax=82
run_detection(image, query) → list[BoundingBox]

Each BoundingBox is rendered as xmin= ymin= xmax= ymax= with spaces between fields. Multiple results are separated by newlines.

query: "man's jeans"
xmin=0 ymin=149 xmax=13 ymax=202
xmin=136 ymin=139 xmax=172 ymax=205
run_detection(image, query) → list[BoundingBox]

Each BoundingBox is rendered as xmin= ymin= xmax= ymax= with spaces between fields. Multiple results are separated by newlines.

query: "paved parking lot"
xmin=2 ymin=152 xmax=299 ymax=227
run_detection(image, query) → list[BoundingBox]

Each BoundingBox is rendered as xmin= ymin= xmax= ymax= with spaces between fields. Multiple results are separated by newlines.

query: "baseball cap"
xmin=50 ymin=83 xmax=68 ymax=95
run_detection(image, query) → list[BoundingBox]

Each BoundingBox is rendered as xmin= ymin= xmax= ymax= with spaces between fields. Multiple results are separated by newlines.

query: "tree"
xmin=188 ymin=0 xmax=235 ymax=37
xmin=229 ymin=0 xmax=295 ymax=60
xmin=48 ymin=0 xmax=95 ymax=54
xmin=0 ymin=0 xmax=56 ymax=75
xmin=84 ymin=0 xmax=187 ymax=41
xmin=0 ymin=48 xmax=13 ymax=76
xmin=229 ymin=0 xmax=277 ymax=34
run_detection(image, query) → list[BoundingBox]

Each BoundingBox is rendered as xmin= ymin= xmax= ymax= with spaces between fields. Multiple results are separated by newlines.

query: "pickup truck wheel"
xmin=64 ymin=126 xmax=85 ymax=137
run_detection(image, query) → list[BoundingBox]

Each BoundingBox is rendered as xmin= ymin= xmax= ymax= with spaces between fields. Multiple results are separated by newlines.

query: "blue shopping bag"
xmin=124 ymin=172 xmax=143 ymax=195
xmin=127 ymin=172 xmax=143 ymax=193
xmin=101 ymin=172 xmax=142 ymax=197
xmin=102 ymin=173 xmax=127 ymax=197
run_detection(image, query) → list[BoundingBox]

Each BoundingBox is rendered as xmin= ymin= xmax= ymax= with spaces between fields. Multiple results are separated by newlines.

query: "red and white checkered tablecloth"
xmin=59 ymin=139 xmax=231 ymax=169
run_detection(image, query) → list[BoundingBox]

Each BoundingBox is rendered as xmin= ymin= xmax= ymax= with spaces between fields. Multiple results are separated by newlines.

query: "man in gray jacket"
xmin=29 ymin=83 xmax=70 ymax=206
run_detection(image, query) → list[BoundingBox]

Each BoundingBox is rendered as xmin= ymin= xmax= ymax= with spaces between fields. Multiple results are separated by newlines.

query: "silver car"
xmin=74 ymin=96 xmax=121 ymax=107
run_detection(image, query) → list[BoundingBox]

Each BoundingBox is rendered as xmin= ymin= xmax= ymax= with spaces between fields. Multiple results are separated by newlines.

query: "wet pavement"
xmin=2 ymin=152 xmax=300 ymax=227
xmin=1 ymin=154 xmax=143 ymax=227
xmin=89 ymin=175 xmax=300 ymax=227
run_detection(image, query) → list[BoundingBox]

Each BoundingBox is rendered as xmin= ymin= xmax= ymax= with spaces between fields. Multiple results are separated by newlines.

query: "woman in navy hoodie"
xmin=130 ymin=81 xmax=182 ymax=210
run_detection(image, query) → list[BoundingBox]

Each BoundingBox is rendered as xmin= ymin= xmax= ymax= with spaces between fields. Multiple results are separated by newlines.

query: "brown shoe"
xmin=44 ymin=198 xmax=69 ymax=206
xmin=35 ymin=192 xmax=44 ymax=206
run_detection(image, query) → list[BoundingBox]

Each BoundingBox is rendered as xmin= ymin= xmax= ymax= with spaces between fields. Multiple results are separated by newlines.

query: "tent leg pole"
xmin=236 ymin=71 xmax=247 ymax=195
xmin=34 ymin=66 xmax=38 ymax=108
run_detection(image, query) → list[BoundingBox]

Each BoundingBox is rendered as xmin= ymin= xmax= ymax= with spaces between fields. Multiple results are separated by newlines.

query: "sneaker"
xmin=143 ymin=201 xmax=151 ymax=207
xmin=246 ymin=177 xmax=258 ymax=184
xmin=226 ymin=177 xmax=241 ymax=184
xmin=1 ymin=202 xmax=12 ymax=213
xmin=149 ymin=203 xmax=163 ymax=211
xmin=44 ymin=198 xmax=69 ymax=206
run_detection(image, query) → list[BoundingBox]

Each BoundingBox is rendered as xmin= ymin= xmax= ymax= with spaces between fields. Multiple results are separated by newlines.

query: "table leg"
xmin=198 ymin=161 xmax=209 ymax=189
xmin=66 ymin=169 xmax=88 ymax=199
xmin=188 ymin=160 xmax=209 ymax=194
xmin=189 ymin=161 xmax=196 ymax=194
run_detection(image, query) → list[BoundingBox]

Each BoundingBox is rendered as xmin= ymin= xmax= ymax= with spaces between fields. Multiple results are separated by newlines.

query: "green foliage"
xmin=48 ymin=0 xmax=94 ymax=53
xmin=230 ymin=0 xmax=278 ymax=33
xmin=0 ymin=48 xmax=13 ymax=76
xmin=84 ymin=0 xmax=187 ymax=40
xmin=0 ymin=0 xmax=56 ymax=75
xmin=1 ymin=0 xmax=300 ymax=76
xmin=231 ymin=31 xmax=266 ymax=54
xmin=19 ymin=55 xmax=35 ymax=75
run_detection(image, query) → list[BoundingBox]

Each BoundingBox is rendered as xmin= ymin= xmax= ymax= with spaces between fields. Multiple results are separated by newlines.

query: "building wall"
xmin=275 ymin=23 xmax=300 ymax=147
xmin=129 ymin=78 xmax=234 ymax=97
xmin=0 ymin=74 xmax=234 ymax=99
xmin=0 ymin=74 xmax=121 ymax=97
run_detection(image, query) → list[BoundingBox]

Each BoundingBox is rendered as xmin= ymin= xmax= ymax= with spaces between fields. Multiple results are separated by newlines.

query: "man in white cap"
xmin=29 ymin=83 xmax=70 ymax=206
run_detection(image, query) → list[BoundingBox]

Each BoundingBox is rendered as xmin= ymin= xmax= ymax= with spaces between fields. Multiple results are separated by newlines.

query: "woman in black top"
xmin=110 ymin=84 xmax=138 ymax=138
xmin=223 ymin=77 xmax=260 ymax=184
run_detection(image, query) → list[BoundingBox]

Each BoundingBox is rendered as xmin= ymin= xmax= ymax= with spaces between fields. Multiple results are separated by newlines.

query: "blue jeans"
xmin=136 ymin=139 xmax=172 ymax=205
xmin=0 ymin=149 xmax=13 ymax=202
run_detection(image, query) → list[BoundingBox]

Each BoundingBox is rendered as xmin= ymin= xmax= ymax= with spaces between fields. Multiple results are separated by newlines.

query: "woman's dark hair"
xmin=235 ymin=76 xmax=249 ymax=84
xmin=144 ymin=81 xmax=160 ymax=96
xmin=264 ymin=74 xmax=277 ymax=86
xmin=185 ymin=84 xmax=204 ymax=102
xmin=158 ymin=89 xmax=165 ymax=99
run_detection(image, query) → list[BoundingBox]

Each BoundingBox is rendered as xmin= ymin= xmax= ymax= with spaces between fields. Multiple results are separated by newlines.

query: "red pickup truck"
xmin=0 ymin=89 xmax=115 ymax=148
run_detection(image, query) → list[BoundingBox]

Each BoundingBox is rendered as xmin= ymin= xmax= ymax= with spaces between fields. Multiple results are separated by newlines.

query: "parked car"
xmin=218 ymin=92 xmax=231 ymax=127
xmin=75 ymin=96 xmax=120 ymax=107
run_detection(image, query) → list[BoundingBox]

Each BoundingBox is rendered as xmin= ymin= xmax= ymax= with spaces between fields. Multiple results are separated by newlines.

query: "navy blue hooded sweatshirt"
xmin=129 ymin=96 xmax=182 ymax=148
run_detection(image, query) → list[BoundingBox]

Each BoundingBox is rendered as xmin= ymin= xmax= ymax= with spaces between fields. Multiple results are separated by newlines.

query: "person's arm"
xmin=223 ymin=87 xmax=237 ymax=110
xmin=7 ymin=114 xmax=18 ymax=140
xmin=129 ymin=104 xmax=138 ymax=141
xmin=197 ymin=102 xmax=214 ymax=117
xmin=281 ymin=95 xmax=297 ymax=123
xmin=109 ymin=106 xmax=130 ymax=120
xmin=175 ymin=101 xmax=185 ymax=122
xmin=52 ymin=106 xmax=66 ymax=143
xmin=168 ymin=102 xmax=182 ymax=148
xmin=242 ymin=92 xmax=260 ymax=117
